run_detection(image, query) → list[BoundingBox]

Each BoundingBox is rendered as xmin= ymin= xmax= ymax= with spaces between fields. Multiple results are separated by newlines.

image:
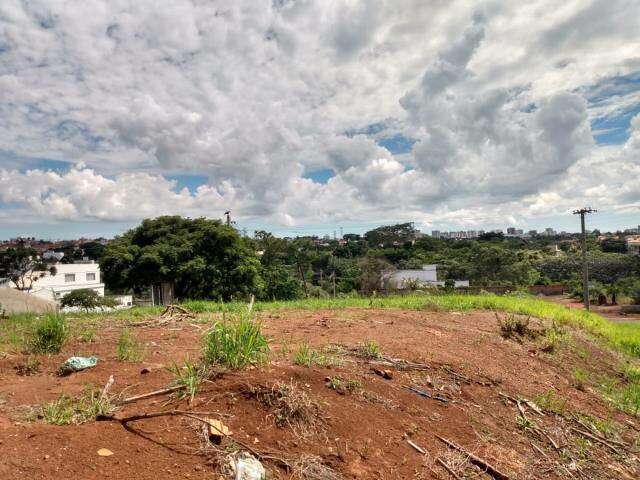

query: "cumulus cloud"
xmin=0 ymin=0 xmax=639 ymax=233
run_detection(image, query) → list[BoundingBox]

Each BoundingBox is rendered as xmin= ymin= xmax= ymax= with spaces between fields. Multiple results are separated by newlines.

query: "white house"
xmin=10 ymin=260 xmax=105 ymax=302
xmin=383 ymin=264 xmax=469 ymax=289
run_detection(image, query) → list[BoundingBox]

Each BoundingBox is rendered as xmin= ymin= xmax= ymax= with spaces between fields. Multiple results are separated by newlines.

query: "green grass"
xmin=4 ymin=293 xmax=640 ymax=360
xmin=202 ymin=310 xmax=269 ymax=369
xmin=30 ymin=314 xmax=68 ymax=354
xmin=168 ymin=360 xmax=202 ymax=402
xmin=116 ymin=328 xmax=144 ymax=362
xmin=41 ymin=388 xmax=114 ymax=425
xmin=183 ymin=294 xmax=640 ymax=359
xmin=293 ymin=342 xmax=342 ymax=368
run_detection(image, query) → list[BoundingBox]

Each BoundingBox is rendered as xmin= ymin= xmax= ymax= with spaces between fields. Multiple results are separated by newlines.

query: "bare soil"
xmin=548 ymin=295 xmax=640 ymax=323
xmin=1 ymin=308 xmax=638 ymax=479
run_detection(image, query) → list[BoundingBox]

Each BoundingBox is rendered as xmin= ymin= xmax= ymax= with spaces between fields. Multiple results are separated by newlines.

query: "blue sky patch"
xmin=377 ymin=134 xmax=416 ymax=154
xmin=303 ymin=168 xmax=335 ymax=184
xmin=166 ymin=174 xmax=209 ymax=194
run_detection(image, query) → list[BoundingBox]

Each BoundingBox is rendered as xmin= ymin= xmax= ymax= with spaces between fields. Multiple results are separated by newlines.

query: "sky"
xmin=1 ymin=0 xmax=639 ymax=240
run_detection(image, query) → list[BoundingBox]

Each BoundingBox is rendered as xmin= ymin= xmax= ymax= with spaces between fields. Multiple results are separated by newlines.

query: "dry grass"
xmin=247 ymin=381 xmax=322 ymax=437
xmin=292 ymin=454 xmax=345 ymax=479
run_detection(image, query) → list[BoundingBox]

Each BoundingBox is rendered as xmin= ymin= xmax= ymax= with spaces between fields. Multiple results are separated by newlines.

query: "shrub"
xmin=496 ymin=312 xmax=534 ymax=340
xmin=30 ymin=314 xmax=68 ymax=353
xmin=60 ymin=289 xmax=116 ymax=311
xmin=202 ymin=311 xmax=269 ymax=369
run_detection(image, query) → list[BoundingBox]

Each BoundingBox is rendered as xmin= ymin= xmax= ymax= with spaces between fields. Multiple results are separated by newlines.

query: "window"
xmin=86 ymin=273 xmax=96 ymax=281
xmin=64 ymin=274 xmax=75 ymax=283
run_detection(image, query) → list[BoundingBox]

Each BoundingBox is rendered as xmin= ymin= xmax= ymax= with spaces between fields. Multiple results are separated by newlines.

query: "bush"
xmin=30 ymin=314 xmax=68 ymax=353
xmin=202 ymin=311 xmax=269 ymax=368
xmin=60 ymin=289 xmax=116 ymax=311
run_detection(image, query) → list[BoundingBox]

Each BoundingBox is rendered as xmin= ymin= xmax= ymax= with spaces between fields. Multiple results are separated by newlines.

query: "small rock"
xmin=97 ymin=448 xmax=114 ymax=457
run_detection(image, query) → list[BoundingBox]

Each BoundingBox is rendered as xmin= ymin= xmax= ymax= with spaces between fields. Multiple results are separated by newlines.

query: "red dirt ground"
xmin=1 ymin=308 xmax=638 ymax=479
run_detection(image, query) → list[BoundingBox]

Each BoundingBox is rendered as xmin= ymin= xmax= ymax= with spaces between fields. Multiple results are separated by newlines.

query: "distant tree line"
xmin=93 ymin=217 xmax=640 ymax=303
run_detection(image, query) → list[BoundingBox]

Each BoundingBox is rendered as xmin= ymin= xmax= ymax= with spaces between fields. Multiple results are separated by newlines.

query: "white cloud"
xmin=0 ymin=0 xmax=639 ymax=233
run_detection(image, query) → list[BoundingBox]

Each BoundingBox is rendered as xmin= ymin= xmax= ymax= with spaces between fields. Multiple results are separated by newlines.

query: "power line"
xmin=572 ymin=207 xmax=597 ymax=311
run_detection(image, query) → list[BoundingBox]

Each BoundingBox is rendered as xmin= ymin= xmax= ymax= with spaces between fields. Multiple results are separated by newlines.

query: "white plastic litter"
xmin=227 ymin=452 xmax=265 ymax=480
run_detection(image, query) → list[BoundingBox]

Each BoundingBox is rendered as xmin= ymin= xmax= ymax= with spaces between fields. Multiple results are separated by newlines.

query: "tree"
xmin=60 ymin=289 xmax=116 ymax=311
xmin=0 ymin=245 xmax=54 ymax=291
xmin=100 ymin=216 xmax=260 ymax=300
xmin=364 ymin=223 xmax=418 ymax=247
xmin=358 ymin=256 xmax=393 ymax=295
xmin=601 ymin=238 xmax=627 ymax=254
xmin=258 ymin=263 xmax=303 ymax=300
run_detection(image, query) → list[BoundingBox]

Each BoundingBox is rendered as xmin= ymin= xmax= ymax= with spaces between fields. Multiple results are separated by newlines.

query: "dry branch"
xmin=436 ymin=457 xmax=463 ymax=480
xmin=118 ymin=385 xmax=186 ymax=404
xmin=436 ymin=435 xmax=511 ymax=480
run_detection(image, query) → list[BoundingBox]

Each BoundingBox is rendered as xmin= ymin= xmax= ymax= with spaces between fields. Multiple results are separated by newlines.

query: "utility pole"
xmin=572 ymin=207 xmax=597 ymax=311
xmin=224 ymin=211 xmax=231 ymax=227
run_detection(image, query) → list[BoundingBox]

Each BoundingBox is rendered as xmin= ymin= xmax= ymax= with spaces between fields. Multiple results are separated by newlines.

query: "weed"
xmin=78 ymin=328 xmax=96 ymax=343
xmin=599 ymin=374 xmax=640 ymax=416
xmin=41 ymin=388 xmax=114 ymax=425
xmin=41 ymin=395 xmax=74 ymax=425
xmin=357 ymin=339 xmax=381 ymax=359
xmin=539 ymin=321 xmax=569 ymax=353
xmin=14 ymin=357 xmax=41 ymax=376
xmin=294 ymin=342 xmax=316 ymax=367
xmin=572 ymin=367 xmax=588 ymax=391
xmin=30 ymin=314 xmax=68 ymax=354
xmin=202 ymin=311 xmax=269 ymax=369
xmin=496 ymin=312 xmax=534 ymax=340
xmin=326 ymin=376 xmax=362 ymax=394
xmin=116 ymin=328 xmax=144 ymax=362
xmin=168 ymin=360 xmax=202 ymax=403
xmin=516 ymin=414 xmax=534 ymax=430
xmin=533 ymin=389 xmax=567 ymax=414
xmin=294 ymin=343 xmax=342 ymax=368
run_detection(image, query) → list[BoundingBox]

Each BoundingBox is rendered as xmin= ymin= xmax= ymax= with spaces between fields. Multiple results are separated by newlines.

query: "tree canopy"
xmin=100 ymin=216 xmax=260 ymax=300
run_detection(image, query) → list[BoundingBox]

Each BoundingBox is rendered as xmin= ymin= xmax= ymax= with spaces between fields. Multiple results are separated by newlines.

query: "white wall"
xmin=10 ymin=262 xmax=105 ymax=302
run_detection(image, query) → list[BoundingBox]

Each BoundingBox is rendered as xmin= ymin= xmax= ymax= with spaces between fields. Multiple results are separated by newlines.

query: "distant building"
xmin=627 ymin=236 xmax=640 ymax=255
xmin=42 ymin=250 xmax=65 ymax=261
xmin=382 ymin=264 xmax=469 ymax=289
xmin=7 ymin=260 xmax=104 ymax=302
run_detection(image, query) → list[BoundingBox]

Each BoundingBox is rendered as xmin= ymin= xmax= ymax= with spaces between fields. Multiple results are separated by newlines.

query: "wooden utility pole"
xmin=572 ymin=207 xmax=597 ymax=311
xmin=331 ymin=271 xmax=336 ymax=298
xmin=224 ymin=211 xmax=231 ymax=227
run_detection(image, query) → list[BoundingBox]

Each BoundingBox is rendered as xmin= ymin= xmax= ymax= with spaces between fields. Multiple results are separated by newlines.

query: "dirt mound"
xmin=0 ymin=287 xmax=57 ymax=314
xmin=0 ymin=308 xmax=638 ymax=479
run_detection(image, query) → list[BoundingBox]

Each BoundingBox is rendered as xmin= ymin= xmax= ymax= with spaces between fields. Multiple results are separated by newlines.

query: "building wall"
xmin=9 ymin=262 xmax=105 ymax=302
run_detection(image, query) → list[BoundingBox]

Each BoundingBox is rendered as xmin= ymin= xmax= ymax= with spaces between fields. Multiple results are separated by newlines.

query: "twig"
xmin=100 ymin=375 xmax=115 ymax=402
xmin=118 ymin=385 xmax=186 ymax=404
xmin=436 ymin=435 xmax=511 ymax=480
xmin=573 ymin=418 xmax=627 ymax=447
xmin=570 ymin=427 xmax=623 ymax=455
xmin=532 ymin=427 xmax=560 ymax=451
xmin=436 ymin=457 xmax=463 ymax=480
xmin=407 ymin=439 xmax=426 ymax=454
xmin=98 ymin=409 xmax=288 ymax=468
xmin=530 ymin=442 xmax=548 ymax=458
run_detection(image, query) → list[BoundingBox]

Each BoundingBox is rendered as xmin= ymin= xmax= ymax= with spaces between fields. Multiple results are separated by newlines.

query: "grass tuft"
xmin=41 ymin=388 xmax=113 ymax=425
xmin=202 ymin=311 xmax=269 ymax=369
xmin=30 ymin=314 xmax=68 ymax=354
xmin=357 ymin=339 xmax=381 ymax=359
xmin=116 ymin=328 xmax=144 ymax=362
xmin=168 ymin=360 xmax=203 ymax=402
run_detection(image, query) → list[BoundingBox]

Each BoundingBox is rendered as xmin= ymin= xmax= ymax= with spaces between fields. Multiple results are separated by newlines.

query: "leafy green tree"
xmin=0 ymin=245 xmax=54 ymax=291
xmin=100 ymin=216 xmax=260 ymax=300
xmin=600 ymin=238 xmax=627 ymax=253
xmin=60 ymin=289 xmax=116 ymax=311
xmin=258 ymin=263 xmax=303 ymax=300
xmin=364 ymin=223 xmax=418 ymax=247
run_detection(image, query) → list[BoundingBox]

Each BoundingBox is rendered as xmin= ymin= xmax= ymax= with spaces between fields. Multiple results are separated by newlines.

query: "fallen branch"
xmin=99 ymin=409 xmax=289 ymax=469
xmin=436 ymin=435 xmax=511 ymax=480
xmin=407 ymin=439 xmax=426 ymax=455
xmin=570 ymin=427 xmax=623 ymax=455
xmin=436 ymin=457 xmax=463 ymax=480
xmin=573 ymin=418 xmax=627 ymax=447
xmin=118 ymin=385 xmax=186 ymax=404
